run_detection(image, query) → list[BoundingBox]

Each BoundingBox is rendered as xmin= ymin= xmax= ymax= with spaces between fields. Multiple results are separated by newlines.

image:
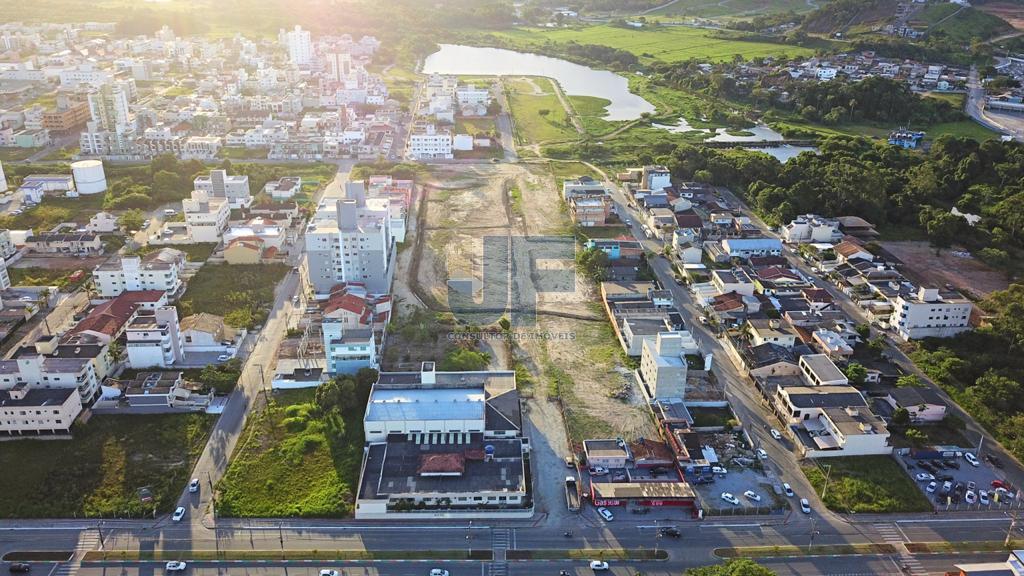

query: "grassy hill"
xmin=910 ymin=3 xmax=1014 ymax=41
xmin=800 ymin=0 xmax=897 ymax=35
xmin=645 ymin=0 xmax=825 ymax=18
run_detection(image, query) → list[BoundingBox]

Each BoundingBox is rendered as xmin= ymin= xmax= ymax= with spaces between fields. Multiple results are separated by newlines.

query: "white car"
xmin=166 ymin=561 xmax=187 ymax=572
xmin=589 ymin=561 xmax=609 ymax=571
xmin=217 ymin=354 xmax=230 ymax=362
xmin=770 ymin=428 xmax=782 ymax=440
xmin=188 ymin=478 xmax=199 ymax=493
xmin=980 ymin=490 xmax=990 ymax=505
xmin=926 ymin=481 xmax=937 ymax=493
xmin=965 ymin=453 xmax=980 ymax=467
xmin=743 ymin=490 xmax=762 ymax=502
xmin=783 ymin=483 xmax=794 ymax=497
xmin=319 ymin=571 xmax=339 ymax=576
xmin=597 ymin=507 xmax=614 ymax=521
xmin=800 ymin=498 xmax=811 ymax=514
xmin=711 ymin=466 xmax=727 ymax=475
xmin=721 ymin=492 xmax=740 ymax=505
xmin=965 ymin=490 xmax=978 ymax=504
xmin=915 ymin=472 xmax=935 ymax=482
xmin=756 ymin=448 xmax=768 ymax=460
xmin=429 ymin=570 xmax=450 ymax=576
xmin=172 ymin=506 xmax=186 ymax=522
xmin=589 ymin=466 xmax=609 ymax=476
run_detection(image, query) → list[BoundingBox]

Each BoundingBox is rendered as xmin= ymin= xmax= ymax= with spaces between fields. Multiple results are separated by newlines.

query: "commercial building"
xmin=355 ymin=362 xmax=528 ymax=519
xmin=93 ymin=248 xmax=186 ymax=298
xmin=891 ymin=287 xmax=973 ymax=340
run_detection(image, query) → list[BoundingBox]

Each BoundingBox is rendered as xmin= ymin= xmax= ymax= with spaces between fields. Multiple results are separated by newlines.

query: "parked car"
xmin=7 ymin=564 xmax=30 ymax=573
xmin=589 ymin=466 xmax=609 ymax=476
xmin=565 ymin=456 xmax=575 ymax=468
xmin=711 ymin=466 xmax=727 ymax=475
xmin=165 ymin=562 xmax=187 ymax=572
xmin=770 ymin=428 xmax=782 ymax=440
xmin=756 ymin=448 xmax=768 ymax=460
xmin=597 ymin=507 xmax=614 ymax=521
xmin=589 ymin=561 xmax=610 ymax=571
xmin=926 ymin=481 xmax=937 ymax=493
xmin=967 ymin=481 xmax=977 ymax=491
xmin=783 ymin=483 xmax=794 ymax=497
xmin=936 ymin=474 xmax=954 ymax=482
xmin=172 ymin=506 xmax=186 ymax=522
xmin=721 ymin=492 xmax=740 ymax=505
xmin=944 ymin=459 xmax=960 ymax=469
xmin=188 ymin=478 xmax=199 ymax=493
xmin=319 ymin=571 xmax=339 ymax=576
xmin=430 ymin=570 xmax=450 ymax=576
xmin=980 ymin=490 xmax=990 ymax=505
xmin=800 ymin=498 xmax=811 ymax=514
xmin=915 ymin=472 xmax=935 ymax=482
xmin=992 ymin=480 xmax=1007 ymax=489
xmin=942 ymin=480 xmax=953 ymax=494
xmin=965 ymin=453 xmax=980 ymax=467
xmin=217 ymin=354 xmax=230 ymax=362
xmin=965 ymin=490 xmax=978 ymax=504
xmin=743 ymin=490 xmax=762 ymax=502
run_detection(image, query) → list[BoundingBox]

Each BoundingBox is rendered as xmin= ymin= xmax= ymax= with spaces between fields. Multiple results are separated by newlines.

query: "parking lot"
xmin=903 ymin=453 xmax=1021 ymax=511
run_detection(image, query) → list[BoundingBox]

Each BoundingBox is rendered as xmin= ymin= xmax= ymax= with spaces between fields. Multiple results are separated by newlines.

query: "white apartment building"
xmin=87 ymin=83 xmax=132 ymax=132
xmin=183 ymin=189 xmax=230 ymax=243
xmin=305 ymin=196 xmax=391 ymax=295
xmin=0 ymin=354 xmax=100 ymax=406
xmin=0 ymin=229 xmax=15 ymax=260
xmin=782 ymin=214 xmax=842 ymax=244
xmin=406 ymin=123 xmax=452 ymax=160
xmin=126 ymin=306 xmax=184 ymax=369
xmin=284 ymin=25 xmax=312 ymax=66
xmin=0 ymin=385 xmax=82 ymax=437
xmin=455 ymin=84 xmax=491 ymax=106
xmin=93 ymin=248 xmax=186 ymax=298
xmin=891 ymin=287 xmax=973 ymax=340
xmin=193 ymin=169 xmax=252 ymax=209
xmin=59 ymin=65 xmax=113 ymax=88
xmin=638 ymin=332 xmax=688 ymax=401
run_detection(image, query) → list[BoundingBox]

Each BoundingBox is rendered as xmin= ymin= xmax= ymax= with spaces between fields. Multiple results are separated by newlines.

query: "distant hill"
xmin=800 ymin=0 xmax=1015 ymax=41
xmin=799 ymin=0 xmax=898 ymax=35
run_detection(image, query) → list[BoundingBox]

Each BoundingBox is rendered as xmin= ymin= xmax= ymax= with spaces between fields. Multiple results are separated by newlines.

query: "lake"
xmin=652 ymin=118 xmax=818 ymax=162
xmin=422 ymin=44 xmax=656 ymax=121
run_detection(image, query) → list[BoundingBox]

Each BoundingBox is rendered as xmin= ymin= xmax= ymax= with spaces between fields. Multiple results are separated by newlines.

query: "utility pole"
xmin=1007 ymin=508 xmax=1019 ymax=547
xmin=821 ymin=464 xmax=833 ymax=501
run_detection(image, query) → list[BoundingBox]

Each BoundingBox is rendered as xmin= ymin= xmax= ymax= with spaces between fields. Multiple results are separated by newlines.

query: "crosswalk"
xmin=52 ymin=530 xmax=100 ymax=576
xmin=873 ymin=523 xmax=927 ymax=576
xmin=488 ymin=527 xmax=511 ymax=576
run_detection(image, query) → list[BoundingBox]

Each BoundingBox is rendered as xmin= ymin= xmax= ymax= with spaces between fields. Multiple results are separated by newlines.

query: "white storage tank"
xmin=0 ymin=160 xmax=7 ymax=193
xmin=71 ymin=160 xmax=107 ymax=195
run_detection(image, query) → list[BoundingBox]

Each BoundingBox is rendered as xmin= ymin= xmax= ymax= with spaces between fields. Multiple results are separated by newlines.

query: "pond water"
xmin=653 ymin=118 xmax=818 ymax=162
xmin=422 ymin=44 xmax=656 ymax=121
xmin=747 ymin=145 xmax=819 ymax=163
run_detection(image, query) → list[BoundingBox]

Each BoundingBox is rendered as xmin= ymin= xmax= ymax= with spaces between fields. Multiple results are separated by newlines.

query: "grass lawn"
xmin=217 ymin=389 xmax=364 ymax=517
xmin=492 ymin=25 xmax=813 ymax=64
xmin=505 ymin=77 xmax=578 ymax=144
xmin=646 ymin=0 xmax=818 ymax=18
xmin=136 ymin=243 xmax=217 ymax=263
xmin=803 ymin=456 xmax=933 ymax=514
xmin=455 ymin=117 xmax=498 ymax=137
xmin=0 ymin=414 xmax=214 ymax=517
xmin=163 ymin=85 xmax=194 ymax=97
xmin=0 ymin=147 xmax=41 ymax=162
xmin=8 ymin=267 xmax=89 ymax=289
xmin=926 ymin=121 xmax=1000 ymax=141
xmin=178 ymin=263 xmax=288 ymax=328
xmin=568 ymin=95 xmax=620 ymax=136
xmin=219 ymin=147 xmax=267 ymax=160
xmin=578 ymin=225 xmax=630 ymax=240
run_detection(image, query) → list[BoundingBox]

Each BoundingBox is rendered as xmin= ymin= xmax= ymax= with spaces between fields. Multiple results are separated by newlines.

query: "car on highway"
xmin=743 ymin=490 xmax=761 ymax=502
xmin=659 ymin=527 xmax=681 ymax=538
xmin=770 ymin=428 xmax=782 ymax=440
xmin=800 ymin=498 xmax=811 ymax=514
xmin=965 ymin=452 xmax=980 ymax=467
xmin=721 ymin=492 xmax=740 ymax=505
xmin=756 ymin=448 xmax=768 ymax=460
xmin=188 ymin=478 xmax=199 ymax=493
xmin=783 ymin=483 xmax=794 ymax=497
xmin=915 ymin=472 xmax=935 ymax=482
xmin=165 ymin=561 xmax=187 ymax=572
xmin=926 ymin=481 xmax=937 ymax=493
xmin=8 ymin=563 xmax=30 ymax=573
xmin=597 ymin=507 xmax=614 ymax=521
xmin=429 ymin=570 xmax=449 ymax=576
xmin=589 ymin=560 xmax=610 ymax=571
xmin=217 ymin=354 xmax=230 ymax=362
xmin=172 ymin=506 xmax=186 ymax=522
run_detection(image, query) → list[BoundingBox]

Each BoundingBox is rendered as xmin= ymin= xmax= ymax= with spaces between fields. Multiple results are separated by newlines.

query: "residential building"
xmin=747 ymin=319 xmax=798 ymax=349
xmin=26 ymin=233 xmax=102 ymax=255
xmin=642 ymin=165 xmax=671 ymax=192
xmin=562 ymin=176 xmax=608 ymax=201
xmin=720 ymin=238 xmax=783 ymax=260
xmin=123 ymin=371 xmax=212 ymax=410
xmin=71 ymin=290 xmax=167 ymax=344
xmin=304 ymin=196 xmax=391 ymax=295
xmin=264 ymin=176 xmax=302 ymax=200
xmin=782 ymin=214 xmax=842 ymax=244
xmin=812 ymin=328 xmax=854 ymax=360
xmin=180 ymin=313 xmax=237 ymax=357
xmin=891 ymin=287 xmax=973 ymax=340
xmin=584 ymin=439 xmax=631 ymax=469
xmin=223 ymin=218 xmax=285 ymax=250
xmin=193 ymin=169 xmax=252 ymax=209
xmin=884 ymin=387 xmax=947 ymax=423
xmin=638 ymin=332 xmax=689 ymax=401
xmin=183 ymin=189 xmax=230 ymax=243
xmin=0 ymin=385 xmax=82 ymax=437
xmin=223 ymin=238 xmax=266 ymax=264
xmin=742 ymin=342 xmax=800 ymax=379
xmin=93 ymin=248 xmax=186 ymax=298
xmin=799 ymin=353 xmax=849 ymax=387
xmin=355 ymin=362 xmax=527 ymax=519
xmin=406 ymin=123 xmax=452 ymax=160
xmin=322 ymin=319 xmax=376 ymax=374
xmin=284 ymin=25 xmax=312 ymax=65
xmin=0 ymin=230 xmax=15 ymax=259
xmin=711 ymin=269 xmax=756 ymax=296
xmin=570 ymin=195 xmax=610 ymax=227
xmin=126 ymin=306 xmax=184 ymax=368
xmin=86 ymin=211 xmax=118 ymax=233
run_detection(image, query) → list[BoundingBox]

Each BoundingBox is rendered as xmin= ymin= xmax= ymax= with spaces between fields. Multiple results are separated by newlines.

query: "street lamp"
xmin=820 ymin=464 xmax=833 ymax=501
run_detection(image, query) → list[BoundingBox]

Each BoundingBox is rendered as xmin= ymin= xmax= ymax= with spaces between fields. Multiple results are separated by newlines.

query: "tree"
xmin=576 ymin=246 xmax=610 ymax=283
xmin=439 ymin=347 xmax=490 ymax=371
xmin=896 ymin=374 xmax=923 ymax=388
xmin=854 ymin=323 xmax=870 ymax=340
xmin=686 ymin=559 xmax=777 ymax=576
xmin=843 ymin=362 xmax=868 ymax=386
xmin=152 ymin=170 xmax=183 ymax=203
xmin=315 ymin=379 xmax=343 ymax=411
xmin=891 ymin=407 xmax=911 ymax=431
xmin=905 ymin=428 xmax=928 ymax=447
xmin=118 ymin=209 xmax=146 ymax=232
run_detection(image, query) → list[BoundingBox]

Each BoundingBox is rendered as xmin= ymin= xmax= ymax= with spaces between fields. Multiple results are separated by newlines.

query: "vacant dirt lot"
xmin=881 ymin=241 xmax=1009 ymax=299
xmin=978 ymin=2 xmax=1024 ymax=30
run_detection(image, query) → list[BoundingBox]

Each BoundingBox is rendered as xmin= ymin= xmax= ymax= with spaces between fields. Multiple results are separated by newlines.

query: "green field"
xmin=492 ymin=24 xmax=813 ymax=64
xmin=8 ymin=266 xmax=90 ymax=289
xmin=0 ymin=147 xmax=40 ymax=162
xmin=506 ymin=77 xmax=578 ymax=144
xmin=909 ymin=4 xmax=1012 ymax=42
xmin=455 ymin=117 xmax=498 ymax=137
xmin=177 ymin=263 xmax=288 ymax=328
xmin=803 ymin=456 xmax=933 ymax=514
xmin=0 ymin=414 xmax=214 ymax=517
xmin=216 ymin=389 xmax=364 ymax=517
xmin=568 ymin=95 xmax=621 ymax=135
xmin=646 ymin=0 xmax=820 ymax=18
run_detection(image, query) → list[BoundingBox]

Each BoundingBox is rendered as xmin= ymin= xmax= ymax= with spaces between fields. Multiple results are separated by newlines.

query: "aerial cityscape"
xmin=1 ymin=0 xmax=1024 ymax=575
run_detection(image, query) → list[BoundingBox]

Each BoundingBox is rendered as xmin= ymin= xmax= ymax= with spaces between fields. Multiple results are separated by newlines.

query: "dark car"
xmin=944 ymin=460 xmax=960 ymax=469
xmin=987 ymin=454 xmax=1005 ymax=468
xmin=8 ymin=564 xmax=30 ymax=573
xmin=936 ymin=474 xmax=954 ymax=482
xmin=660 ymin=527 xmax=682 ymax=538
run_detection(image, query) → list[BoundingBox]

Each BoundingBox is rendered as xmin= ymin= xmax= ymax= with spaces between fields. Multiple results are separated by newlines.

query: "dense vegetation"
xmin=686 ymin=560 xmax=777 ymax=576
xmin=912 ymin=284 xmax=1024 ymax=461
xmin=803 ymin=456 xmax=933 ymax=513
xmin=178 ymin=263 xmax=289 ymax=328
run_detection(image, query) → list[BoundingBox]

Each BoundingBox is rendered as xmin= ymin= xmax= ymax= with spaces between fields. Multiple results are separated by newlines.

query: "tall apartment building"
xmin=87 ymin=83 xmax=131 ymax=132
xmin=126 ymin=306 xmax=184 ymax=368
xmin=284 ymin=25 xmax=312 ymax=66
xmin=183 ymin=189 xmax=230 ymax=243
xmin=892 ymin=287 xmax=973 ymax=340
xmin=93 ymin=248 xmax=186 ymax=298
xmin=639 ymin=332 xmax=689 ymax=401
xmin=193 ymin=169 xmax=252 ymax=209
xmin=304 ymin=189 xmax=391 ymax=295
xmin=406 ymin=123 xmax=452 ymax=160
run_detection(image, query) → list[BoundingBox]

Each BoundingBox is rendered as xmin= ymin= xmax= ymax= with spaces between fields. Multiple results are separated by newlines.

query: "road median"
xmin=83 ymin=549 xmax=492 ymax=562
xmin=715 ymin=543 xmax=898 ymax=558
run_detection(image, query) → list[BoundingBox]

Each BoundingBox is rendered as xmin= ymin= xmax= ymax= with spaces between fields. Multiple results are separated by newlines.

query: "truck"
xmin=565 ymin=476 xmax=580 ymax=512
